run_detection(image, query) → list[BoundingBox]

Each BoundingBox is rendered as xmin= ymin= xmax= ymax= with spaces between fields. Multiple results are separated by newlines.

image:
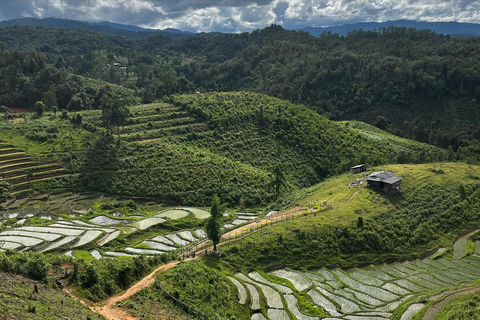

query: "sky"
xmin=0 ymin=0 xmax=479 ymax=33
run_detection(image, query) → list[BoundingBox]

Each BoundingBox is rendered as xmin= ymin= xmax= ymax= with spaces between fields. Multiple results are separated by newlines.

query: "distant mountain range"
xmin=0 ymin=18 xmax=193 ymax=39
xmin=300 ymin=20 xmax=480 ymax=37
xmin=1 ymin=18 xmax=480 ymax=39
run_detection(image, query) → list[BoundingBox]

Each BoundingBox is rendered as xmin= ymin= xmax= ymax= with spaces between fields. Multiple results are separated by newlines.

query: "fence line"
xmin=179 ymin=202 xmax=332 ymax=258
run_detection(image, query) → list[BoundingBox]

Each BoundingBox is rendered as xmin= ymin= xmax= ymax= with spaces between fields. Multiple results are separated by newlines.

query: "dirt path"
xmin=221 ymin=206 xmax=305 ymax=239
xmin=420 ymin=285 xmax=480 ymax=320
xmin=64 ymin=260 xmax=183 ymax=320
xmin=63 ymin=206 xmax=307 ymax=319
xmin=338 ymin=190 xmax=360 ymax=207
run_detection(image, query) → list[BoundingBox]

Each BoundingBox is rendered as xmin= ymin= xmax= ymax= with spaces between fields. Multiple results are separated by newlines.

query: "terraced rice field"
xmin=222 ymin=212 xmax=259 ymax=230
xmin=230 ymin=253 xmax=480 ymax=320
xmin=0 ymin=141 xmax=70 ymax=194
xmin=0 ymin=192 xmax=211 ymax=256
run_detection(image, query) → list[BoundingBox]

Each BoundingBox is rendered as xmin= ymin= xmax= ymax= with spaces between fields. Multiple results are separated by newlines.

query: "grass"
xmin=123 ymin=257 xmax=250 ymax=320
xmin=223 ymin=163 xmax=480 ymax=269
xmin=294 ymin=162 xmax=480 ymax=226
xmin=0 ymin=273 xmax=103 ymax=320
xmin=72 ymin=250 xmax=94 ymax=261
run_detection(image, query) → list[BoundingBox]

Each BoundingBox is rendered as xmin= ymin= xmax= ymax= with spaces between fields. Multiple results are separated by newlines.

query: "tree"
xmin=99 ymin=86 xmax=129 ymax=139
xmin=42 ymin=91 xmax=57 ymax=110
xmin=0 ymin=179 xmax=13 ymax=210
xmin=268 ymin=163 xmax=288 ymax=199
xmin=206 ymin=195 xmax=222 ymax=251
xmin=357 ymin=217 xmax=364 ymax=228
xmin=35 ymin=101 xmax=45 ymax=116
xmin=55 ymin=55 xmax=66 ymax=69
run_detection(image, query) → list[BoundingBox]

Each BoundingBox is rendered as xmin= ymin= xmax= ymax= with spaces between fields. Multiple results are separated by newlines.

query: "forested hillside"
xmin=0 ymin=50 xmax=138 ymax=110
xmin=1 ymin=24 xmax=480 ymax=155
xmin=0 ymin=93 xmax=444 ymax=206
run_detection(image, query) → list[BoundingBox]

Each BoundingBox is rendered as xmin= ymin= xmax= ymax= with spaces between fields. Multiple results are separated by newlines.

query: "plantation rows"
xmin=0 ymin=140 xmax=69 ymax=194
xmin=121 ymin=103 xmax=209 ymax=143
xmin=230 ymin=253 xmax=480 ymax=320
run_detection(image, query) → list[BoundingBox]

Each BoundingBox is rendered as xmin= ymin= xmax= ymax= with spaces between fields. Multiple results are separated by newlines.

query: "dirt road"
xmin=65 ymin=260 xmax=183 ymax=320
xmin=63 ymin=206 xmax=307 ymax=319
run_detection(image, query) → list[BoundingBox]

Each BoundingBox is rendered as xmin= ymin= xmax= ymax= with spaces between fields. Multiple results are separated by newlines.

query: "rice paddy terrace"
xmin=0 ymin=140 xmax=69 ymax=195
xmin=229 ymin=238 xmax=480 ymax=320
xmin=0 ymin=192 xmax=262 ymax=259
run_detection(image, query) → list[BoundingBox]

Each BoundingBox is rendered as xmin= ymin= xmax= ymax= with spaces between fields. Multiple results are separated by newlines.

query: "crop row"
xmin=0 ymin=142 xmax=70 ymax=193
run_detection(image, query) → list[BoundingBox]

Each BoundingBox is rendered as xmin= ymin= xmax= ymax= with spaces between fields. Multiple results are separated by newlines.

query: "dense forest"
xmin=1 ymin=24 xmax=480 ymax=154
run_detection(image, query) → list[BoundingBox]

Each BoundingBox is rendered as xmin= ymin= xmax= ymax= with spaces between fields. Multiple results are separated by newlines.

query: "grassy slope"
xmin=122 ymin=257 xmax=250 ymax=320
xmin=224 ymin=162 xmax=480 ymax=269
xmin=1 ymin=92 xmax=445 ymax=206
xmin=0 ymin=273 xmax=102 ymax=320
xmin=433 ymin=292 xmax=480 ymax=320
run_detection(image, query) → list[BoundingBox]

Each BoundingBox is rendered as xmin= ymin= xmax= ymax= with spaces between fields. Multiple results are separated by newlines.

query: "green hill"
xmin=224 ymin=162 xmax=480 ymax=269
xmin=1 ymin=92 xmax=444 ymax=206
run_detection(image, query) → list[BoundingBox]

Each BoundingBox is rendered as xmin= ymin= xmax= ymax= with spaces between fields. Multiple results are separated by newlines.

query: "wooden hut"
xmin=351 ymin=164 xmax=366 ymax=174
xmin=366 ymin=171 xmax=403 ymax=193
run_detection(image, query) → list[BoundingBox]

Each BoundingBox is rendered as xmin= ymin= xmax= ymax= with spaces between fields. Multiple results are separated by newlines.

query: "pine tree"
xmin=206 ymin=195 xmax=222 ymax=251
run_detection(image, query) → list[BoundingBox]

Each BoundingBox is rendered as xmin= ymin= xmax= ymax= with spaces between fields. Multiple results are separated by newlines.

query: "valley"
xmin=1 ymin=20 xmax=480 ymax=320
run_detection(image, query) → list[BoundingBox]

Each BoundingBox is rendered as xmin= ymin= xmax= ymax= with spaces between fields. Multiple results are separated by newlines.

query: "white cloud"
xmin=0 ymin=0 xmax=480 ymax=32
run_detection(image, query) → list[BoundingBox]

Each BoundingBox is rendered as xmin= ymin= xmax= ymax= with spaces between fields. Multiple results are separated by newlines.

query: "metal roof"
xmin=366 ymin=171 xmax=403 ymax=184
xmin=351 ymin=164 xmax=365 ymax=169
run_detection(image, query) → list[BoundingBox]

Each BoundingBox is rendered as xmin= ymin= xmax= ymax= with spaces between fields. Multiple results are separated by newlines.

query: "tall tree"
xmin=42 ymin=91 xmax=57 ymax=110
xmin=269 ymin=163 xmax=288 ymax=199
xmin=99 ymin=86 xmax=129 ymax=139
xmin=35 ymin=101 xmax=45 ymax=116
xmin=206 ymin=195 xmax=222 ymax=251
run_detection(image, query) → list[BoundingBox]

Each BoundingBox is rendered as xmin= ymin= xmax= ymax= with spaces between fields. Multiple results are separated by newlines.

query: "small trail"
xmin=337 ymin=190 xmax=360 ymax=207
xmin=420 ymin=285 xmax=480 ymax=320
xmin=63 ymin=206 xmax=306 ymax=319
xmin=64 ymin=260 xmax=182 ymax=320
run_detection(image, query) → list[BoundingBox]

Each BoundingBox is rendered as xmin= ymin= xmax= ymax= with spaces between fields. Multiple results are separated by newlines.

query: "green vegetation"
xmin=1 ymin=92 xmax=444 ymax=205
xmin=0 ymin=49 xmax=138 ymax=111
xmin=206 ymin=195 xmax=221 ymax=251
xmin=224 ymin=163 xmax=480 ymax=269
xmin=125 ymin=258 xmax=250 ymax=320
xmin=0 ymin=273 xmax=103 ymax=320
xmin=2 ymin=25 xmax=480 ymax=157
xmin=67 ymin=254 xmax=170 ymax=301
xmin=0 ymin=179 xmax=12 ymax=208
xmin=0 ymin=251 xmax=50 ymax=281
xmin=4 ymin=22 xmax=480 ymax=319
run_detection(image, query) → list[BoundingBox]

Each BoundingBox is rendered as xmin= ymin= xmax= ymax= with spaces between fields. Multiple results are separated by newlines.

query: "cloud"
xmin=0 ymin=0 xmax=480 ymax=32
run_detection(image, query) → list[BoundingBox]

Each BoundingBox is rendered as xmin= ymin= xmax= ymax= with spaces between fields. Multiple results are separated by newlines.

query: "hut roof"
xmin=366 ymin=171 xmax=403 ymax=184
xmin=351 ymin=164 xmax=365 ymax=169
